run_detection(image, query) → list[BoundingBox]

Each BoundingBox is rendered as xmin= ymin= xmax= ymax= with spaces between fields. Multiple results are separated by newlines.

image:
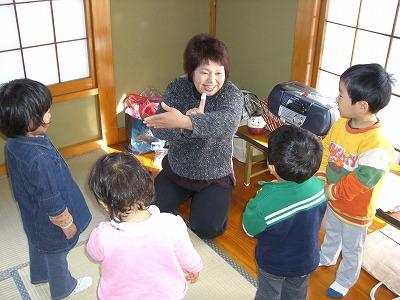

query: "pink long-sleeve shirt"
xmin=86 ymin=206 xmax=203 ymax=300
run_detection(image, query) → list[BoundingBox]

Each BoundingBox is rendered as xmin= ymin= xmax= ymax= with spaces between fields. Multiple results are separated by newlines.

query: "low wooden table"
xmin=376 ymin=209 xmax=400 ymax=229
xmin=107 ymin=143 xmax=162 ymax=176
xmin=235 ymin=125 xmax=272 ymax=186
xmin=375 ymin=165 xmax=400 ymax=229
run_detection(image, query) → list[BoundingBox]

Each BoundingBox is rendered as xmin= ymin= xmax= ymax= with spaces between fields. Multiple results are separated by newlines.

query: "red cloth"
xmin=125 ymin=94 xmax=161 ymax=119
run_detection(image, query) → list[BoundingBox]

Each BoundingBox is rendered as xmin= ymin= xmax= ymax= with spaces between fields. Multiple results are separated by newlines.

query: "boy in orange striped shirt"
xmin=317 ymin=64 xmax=395 ymax=298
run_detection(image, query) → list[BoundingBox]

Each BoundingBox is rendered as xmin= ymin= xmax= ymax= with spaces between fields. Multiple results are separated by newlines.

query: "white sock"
xmin=329 ymin=281 xmax=349 ymax=296
xmin=319 ymin=261 xmax=335 ymax=267
xmin=70 ymin=276 xmax=93 ymax=296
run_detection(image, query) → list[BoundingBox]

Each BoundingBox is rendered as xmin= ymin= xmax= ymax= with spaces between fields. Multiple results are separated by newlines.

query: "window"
xmin=0 ymin=0 xmax=94 ymax=97
xmin=0 ymin=0 xmax=118 ymax=146
xmin=313 ymin=0 xmax=400 ymax=149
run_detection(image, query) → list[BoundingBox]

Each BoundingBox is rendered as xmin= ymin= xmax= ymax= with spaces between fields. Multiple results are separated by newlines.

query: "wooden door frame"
xmin=290 ymin=0 xmax=328 ymax=87
xmin=209 ymin=0 xmax=217 ymax=36
xmin=90 ymin=0 xmax=118 ymax=146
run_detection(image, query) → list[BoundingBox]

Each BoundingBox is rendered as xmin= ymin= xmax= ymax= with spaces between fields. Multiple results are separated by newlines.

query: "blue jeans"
xmin=29 ymin=241 xmax=77 ymax=300
xmin=255 ymin=268 xmax=310 ymax=300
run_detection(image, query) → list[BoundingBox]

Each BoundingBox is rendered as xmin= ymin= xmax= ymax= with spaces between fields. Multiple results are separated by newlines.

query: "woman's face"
xmin=193 ymin=60 xmax=225 ymax=96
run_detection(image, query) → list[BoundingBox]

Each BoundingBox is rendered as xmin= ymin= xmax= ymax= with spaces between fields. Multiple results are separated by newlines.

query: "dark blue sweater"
xmin=243 ymin=178 xmax=327 ymax=277
xmin=151 ymin=76 xmax=243 ymax=180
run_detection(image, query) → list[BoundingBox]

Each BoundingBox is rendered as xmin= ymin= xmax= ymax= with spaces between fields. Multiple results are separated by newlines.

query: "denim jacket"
xmin=6 ymin=134 xmax=92 ymax=253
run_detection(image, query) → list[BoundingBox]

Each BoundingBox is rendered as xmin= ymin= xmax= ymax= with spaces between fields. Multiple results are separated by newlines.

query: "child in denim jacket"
xmin=0 ymin=79 xmax=92 ymax=300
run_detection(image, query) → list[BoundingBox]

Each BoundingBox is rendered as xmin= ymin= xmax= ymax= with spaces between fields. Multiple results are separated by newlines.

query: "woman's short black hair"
xmin=0 ymin=78 xmax=52 ymax=138
xmin=88 ymin=152 xmax=155 ymax=222
xmin=184 ymin=33 xmax=230 ymax=81
xmin=340 ymin=63 xmax=394 ymax=114
xmin=267 ymin=125 xmax=323 ymax=183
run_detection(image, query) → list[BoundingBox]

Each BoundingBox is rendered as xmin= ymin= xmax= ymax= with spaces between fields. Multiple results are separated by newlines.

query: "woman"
xmin=144 ymin=33 xmax=243 ymax=239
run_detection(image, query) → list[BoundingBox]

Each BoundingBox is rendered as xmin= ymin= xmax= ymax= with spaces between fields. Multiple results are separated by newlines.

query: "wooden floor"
xmin=177 ymin=158 xmax=397 ymax=300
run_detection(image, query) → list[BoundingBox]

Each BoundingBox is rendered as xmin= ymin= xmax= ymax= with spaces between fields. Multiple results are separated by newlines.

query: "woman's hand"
xmin=186 ymin=93 xmax=206 ymax=116
xmin=144 ymin=102 xmax=192 ymax=130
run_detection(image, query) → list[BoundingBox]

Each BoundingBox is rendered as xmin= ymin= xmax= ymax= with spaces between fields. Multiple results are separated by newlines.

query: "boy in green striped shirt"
xmin=243 ymin=125 xmax=327 ymax=300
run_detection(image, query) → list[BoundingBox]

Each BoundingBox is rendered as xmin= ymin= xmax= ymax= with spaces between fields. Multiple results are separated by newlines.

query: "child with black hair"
xmin=317 ymin=63 xmax=395 ymax=298
xmin=242 ymin=125 xmax=327 ymax=300
xmin=87 ymin=152 xmax=203 ymax=300
xmin=0 ymin=78 xmax=92 ymax=300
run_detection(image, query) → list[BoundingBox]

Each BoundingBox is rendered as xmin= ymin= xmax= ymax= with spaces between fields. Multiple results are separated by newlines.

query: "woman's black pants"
xmin=153 ymin=170 xmax=233 ymax=239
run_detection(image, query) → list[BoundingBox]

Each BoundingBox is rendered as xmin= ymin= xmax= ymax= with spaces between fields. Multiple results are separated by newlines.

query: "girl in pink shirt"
xmin=87 ymin=152 xmax=203 ymax=300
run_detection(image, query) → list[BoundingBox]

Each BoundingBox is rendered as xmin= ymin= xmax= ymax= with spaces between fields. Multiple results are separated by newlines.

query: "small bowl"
xmin=247 ymin=127 xmax=264 ymax=135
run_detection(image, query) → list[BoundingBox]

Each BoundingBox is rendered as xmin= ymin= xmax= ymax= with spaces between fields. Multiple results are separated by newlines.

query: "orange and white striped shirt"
xmin=316 ymin=118 xmax=393 ymax=227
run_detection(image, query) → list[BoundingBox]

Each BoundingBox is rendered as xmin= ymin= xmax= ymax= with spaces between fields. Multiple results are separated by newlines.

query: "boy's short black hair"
xmin=267 ymin=125 xmax=322 ymax=183
xmin=0 ymin=78 xmax=52 ymax=138
xmin=184 ymin=33 xmax=230 ymax=81
xmin=88 ymin=152 xmax=155 ymax=222
xmin=340 ymin=63 xmax=394 ymax=113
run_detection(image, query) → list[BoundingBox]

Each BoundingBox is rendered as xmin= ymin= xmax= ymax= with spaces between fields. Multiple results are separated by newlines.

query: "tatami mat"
xmin=19 ymin=231 xmax=256 ymax=300
xmin=0 ymin=277 xmax=22 ymax=300
xmin=1 ymin=148 xmax=257 ymax=299
xmin=0 ymin=177 xmax=29 ymax=271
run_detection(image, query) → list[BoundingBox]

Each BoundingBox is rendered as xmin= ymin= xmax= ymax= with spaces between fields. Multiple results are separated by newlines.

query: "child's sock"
xmin=69 ymin=276 xmax=93 ymax=296
xmin=319 ymin=261 xmax=335 ymax=267
xmin=327 ymin=281 xmax=349 ymax=298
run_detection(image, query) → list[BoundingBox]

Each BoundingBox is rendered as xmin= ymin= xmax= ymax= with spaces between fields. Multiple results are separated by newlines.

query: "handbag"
xmin=260 ymin=98 xmax=283 ymax=132
xmin=241 ymin=89 xmax=262 ymax=121
xmin=124 ymin=93 xmax=163 ymax=154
